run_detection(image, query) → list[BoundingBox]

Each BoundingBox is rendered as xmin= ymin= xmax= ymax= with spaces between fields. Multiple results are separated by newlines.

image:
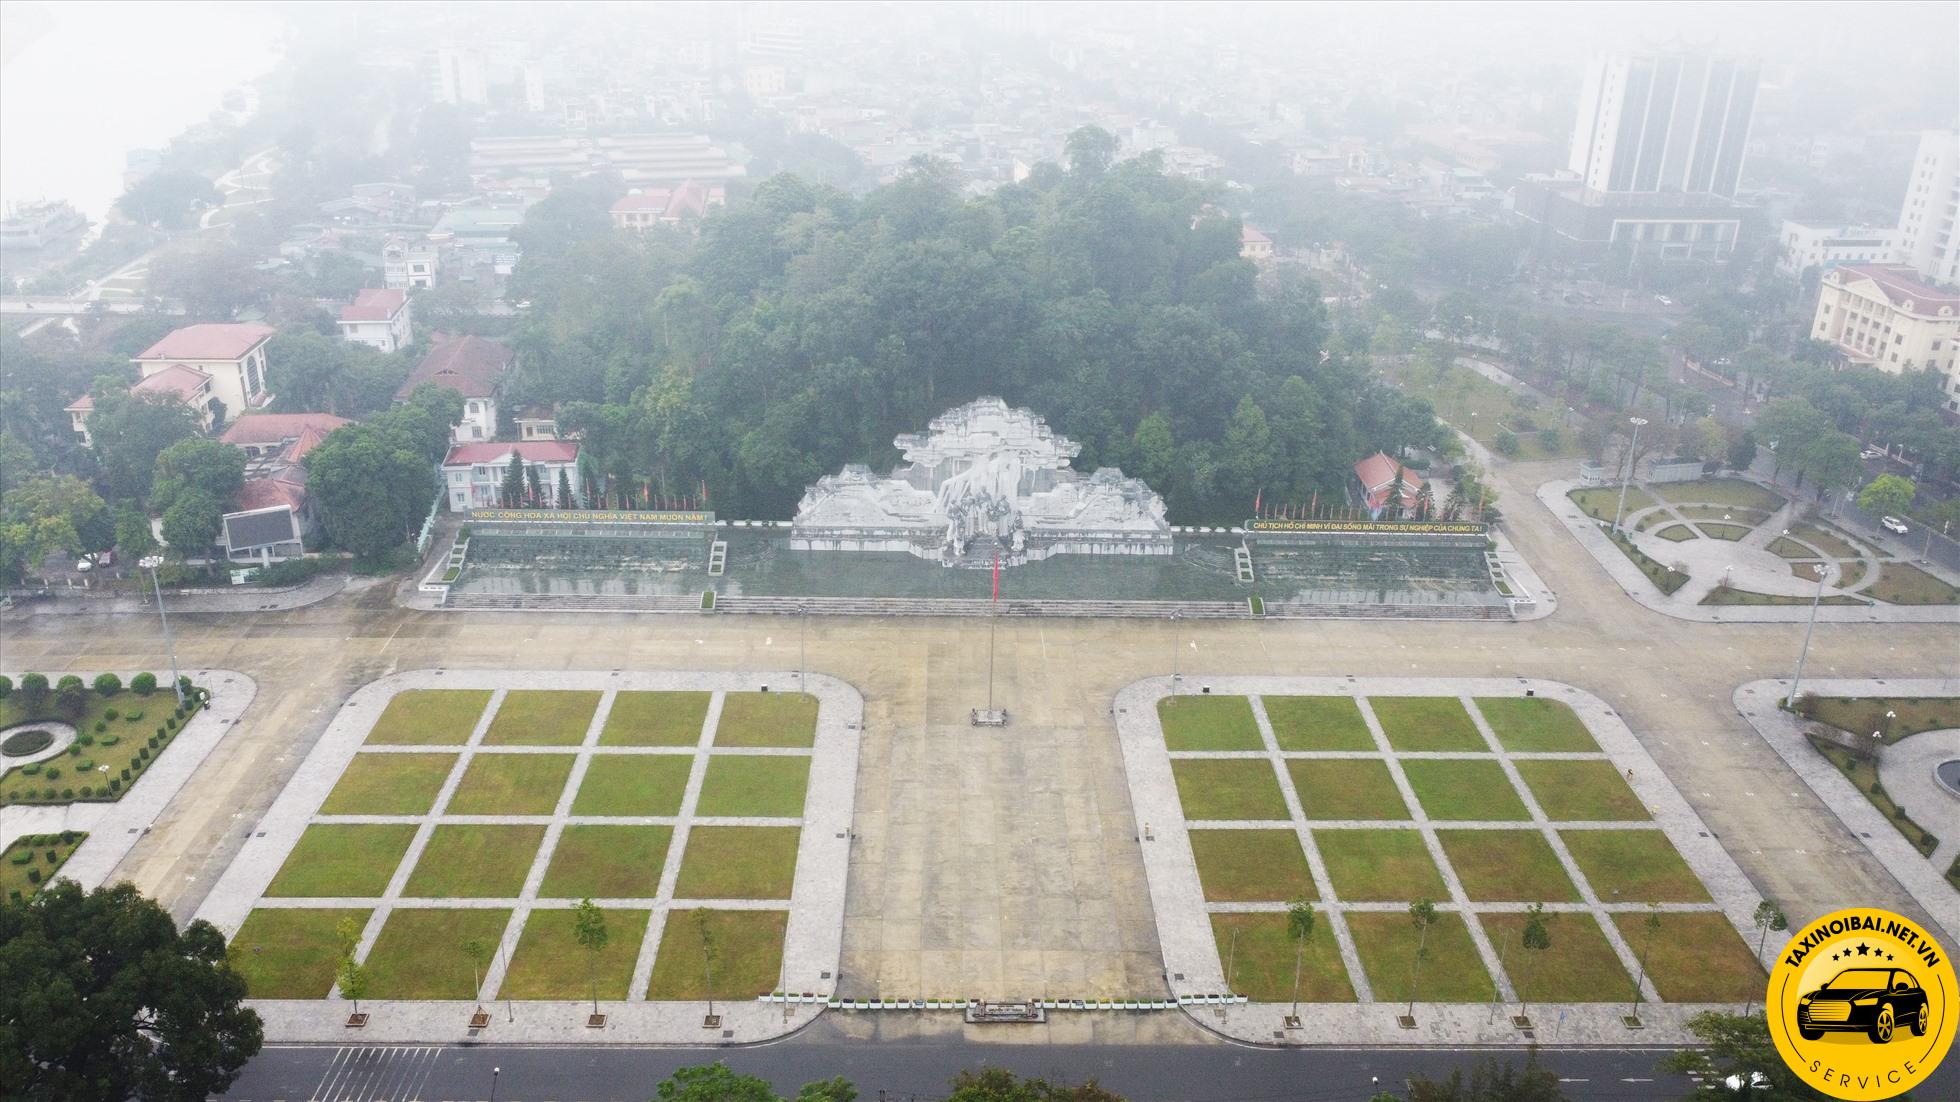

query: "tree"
xmin=336 ymin=955 xmax=370 ymax=1018
xmin=1516 ymin=903 xmax=1551 ymax=1022
xmin=1400 ymin=1052 xmax=1567 ymax=1101
xmin=1287 ymin=896 xmax=1316 ymax=1020
xmin=305 ymin=424 xmax=434 ymax=559
xmin=653 ymin=1063 xmax=783 ymax=1102
xmin=16 ymin=672 xmax=50 ymax=712
xmin=150 ymin=244 xmax=267 ymax=321
xmin=1064 ymin=126 xmax=1120 ymax=177
xmin=87 ymin=392 xmax=199 ymax=502
xmin=1405 ymin=899 xmax=1438 ymax=1018
xmin=53 ymin=674 xmax=89 ymax=720
xmin=1746 ymin=902 xmax=1788 ymax=1015
xmin=116 ymin=169 xmax=221 ymax=230
xmin=1662 ymin=1011 xmax=1832 ymax=1100
xmin=796 ymin=1077 xmax=858 ymax=1102
xmin=1727 ymin=431 xmax=1758 ymax=473
xmin=502 ymin=452 xmax=526 ymax=508
xmin=460 ymin=936 xmax=490 ymax=1005
xmin=0 ymin=473 xmax=113 ymax=582
xmin=946 ymin=1068 xmax=1126 ymax=1102
xmin=0 ymin=881 xmax=262 ymax=1099
xmin=573 ymin=897 xmax=608 ymax=1016
xmin=1628 ymin=904 xmax=1662 ymax=1019
xmin=557 ymin=467 xmax=575 ymax=508
xmin=1857 ymin=474 xmax=1915 ymax=517
xmin=151 ymin=437 xmax=246 ymax=516
xmin=160 ymin=489 xmax=225 ymax=557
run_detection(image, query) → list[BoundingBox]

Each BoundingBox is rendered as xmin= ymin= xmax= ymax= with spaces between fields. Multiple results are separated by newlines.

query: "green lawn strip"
xmin=364 ymin=907 xmax=513 ymax=999
xmin=1378 ymin=358 xmax=1580 ymax=460
xmin=1211 ymin=913 xmax=1355 ymax=1002
xmin=1435 ymin=830 xmax=1579 ymax=902
xmin=600 ymin=691 xmax=711 ymax=746
xmin=695 ymin=755 xmax=811 ymax=817
xmin=1866 ymin=563 xmax=1960 ymax=605
xmin=1569 ymin=486 xmax=1656 ymax=518
xmin=403 ymin=824 xmax=547 ymax=898
xmin=1699 ymin=523 xmax=1750 ymax=542
xmin=1699 ymin=588 xmax=1867 ymax=606
xmin=0 ymin=832 xmax=87 ymax=900
xmin=1652 ymin=479 xmax=1784 ymax=511
xmin=1316 ymin=829 xmax=1446 ymax=901
xmin=319 ymin=753 xmax=457 ymax=815
xmin=1263 ymin=696 xmax=1375 ymax=750
xmin=1369 ymin=697 xmax=1485 ymax=752
xmin=1790 ymin=523 xmax=1867 ymax=560
xmin=1513 ymin=760 xmax=1648 ymax=822
xmin=1768 ymin=537 xmax=1813 ymax=559
xmin=1611 ymin=911 xmax=1765 ymax=1003
xmin=673 ymin=826 xmax=800 ymax=899
xmin=1 ymin=684 xmax=202 ymax=805
xmin=1157 ymin=695 xmax=1263 ymax=750
xmin=230 ymin=907 xmax=372 ymax=998
xmin=499 ymin=907 xmax=651 ymax=999
xmin=1804 ymin=736 xmax=1940 ymax=856
xmin=1480 ymin=911 xmax=1631 ymax=1003
xmin=445 ymin=752 xmax=577 ymax=816
xmin=1188 ymin=829 xmax=1315 ymax=902
xmin=1655 ymin=525 xmax=1696 ymax=542
xmin=1676 ymin=504 xmax=1770 ymax=524
xmin=1473 ymin=698 xmax=1597 ymax=753
xmin=1559 ymin=830 xmax=1710 ymax=902
xmin=1287 ymin=759 xmax=1408 ymax=820
xmin=538 ymin=824 xmax=672 ymax=898
xmin=714 ymin=692 xmax=819 ymax=747
xmin=1347 ymin=911 xmax=1495 ymax=1003
xmin=1399 ymin=760 xmax=1530 ymax=821
xmin=570 ymin=754 xmax=693 ymax=816
xmin=365 ymin=689 xmax=491 ymax=745
xmin=1170 ymin=759 xmax=1290 ymax=821
xmin=1604 ymin=531 xmax=1690 ymax=595
xmin=265 ymin=823 xmax=418 ymax=898
xmin=1805 ymin=696 xmax=1960 ymax=741
xmin=646 ymin=908 xmax=788 ymax=999
xmin=482 ymin=690 xmax=603 ymax=746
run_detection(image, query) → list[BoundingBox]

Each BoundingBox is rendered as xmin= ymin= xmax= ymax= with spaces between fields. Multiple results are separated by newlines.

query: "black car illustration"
xmin=1797 ymin=967 xmax=1929 ymax=1043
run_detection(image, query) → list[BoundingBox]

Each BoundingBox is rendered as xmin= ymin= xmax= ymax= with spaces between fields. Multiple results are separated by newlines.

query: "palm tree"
xmin=572 ymin=898 xmax=608 ymax=1017
xmin=1405 ymin=899 xmax=1437 ymax=1018
xmin=1746 ymin=901 xmax=1787 ymax=1015
xmin=1287 ymin=897 xmax=1317 ymax=1021
xmin=460 ymin=936 xmax=489 ymax=1006
xmin=1517 ymin=903 xmax=1552 ymax=1022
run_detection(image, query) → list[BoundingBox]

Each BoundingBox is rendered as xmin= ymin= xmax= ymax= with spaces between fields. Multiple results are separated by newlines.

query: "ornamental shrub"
xmin=131 ymin=672 xmax=157 ymax=696
xmin=100 ymin=735 xmax=119 ymax=747
xmin=93 ymin=722 xmax=106 ymax=734
xmin=93 ymin=673 xmax=122 ymax=696
xmin=104 ymin=708 xmax=119 ymax=721
xmin=78 ymin=786 xmax=91 ymax=798
xmin=59 ymin=789 xmax=72 ymax=800
xmin=8 ymin=850 xmax=29 ymax=865
xmin=45 ymin=850 xmax=56 ymax=863
xmin=58 ymin=831 xmax=75 ymax=844
xmin=108 ymin=779 xmax=120 ymax=793
xmin=43 ymin=767 xmax=59 ymax=781
xmin=74 ymin=759 xmax=93 ymax=771
xmin=152 ymin=731 xmax=162 ymax=744
xmin=55 ymin=675 xmax=82 ymax=693
xmin=26 ymin=869 xmax=40 ymax=885
xmin=166 ymin=717 xmax=177 ymax=731
xmin=0 ymin=675 xmax=11 ymax=699
xmin=124 ymin=710 xmax=142 ymax=721
xmin=17 ymin=673 xmax=49 ymax=712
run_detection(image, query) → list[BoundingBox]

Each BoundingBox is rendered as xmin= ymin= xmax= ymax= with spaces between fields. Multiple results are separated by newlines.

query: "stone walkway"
xmin=1879 ymin=728 xmax=1960 ymax=869
xmin=2 ymin=574 xmax=351 ymax=618
xmin=1115 ymin=675 xmax=1766 ymax=1046
xmin=1735 ymin=678 xmax=1960 ymax=943
xmin=1537 ymin=478 xmax=1960 ymax=624
xmin=0 ymin=670 xmax=256 ymax=889
xmin=192 ymin=669 xmax=862 ymax=1045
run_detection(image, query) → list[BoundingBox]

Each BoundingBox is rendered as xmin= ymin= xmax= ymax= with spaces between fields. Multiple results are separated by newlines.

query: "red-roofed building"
xmin=1353 ymin=451 xmax=1424 ymax=518
xmin=336 ymin=288 xmax=414 ymax=353
xmin=131 ymin=323 xmax=276 ymax=426
xmin=1812 ymin=264 xmax=1960 ymax=411
xmin=399 ymin=334 xmax=514 ymax=442
xmin=68 ymin=365 xmax=224 ymax=437
xmin=220 ymin=413 xmax=352 ymax=461
xmin=609 ymin=179 xmax=725 ymax=231
xmin=221 ymin=465 xmax=317 ymax=564
xmin=441 ymin=440 xmax=582 ymax=510
xmin=1241 ymin=224 xmax=1274 ymax=261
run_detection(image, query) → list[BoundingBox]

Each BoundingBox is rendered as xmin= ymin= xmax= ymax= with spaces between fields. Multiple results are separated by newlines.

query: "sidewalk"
xmin=1878 ymin=729 xmax=1960 ymax=870
xmin=3 ymin=573 xmax=350 ymax=617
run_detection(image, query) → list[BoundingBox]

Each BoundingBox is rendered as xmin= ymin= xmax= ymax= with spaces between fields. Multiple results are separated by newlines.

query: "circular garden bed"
xmin=2 ymin=728 xmax=54 ymax=757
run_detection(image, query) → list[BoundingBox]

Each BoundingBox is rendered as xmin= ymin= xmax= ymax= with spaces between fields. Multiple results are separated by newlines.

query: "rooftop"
xmin=443 ymin=440 xmax=581 ymax=466
xmin=135 ymin=323 xmax=276 ymax=362
xmin=398 ymin=334 xmax=513 ymax=400
xmin=131 ymin=363 xmax=213 ymax=400
xmin=220 ymin=413 xmax=352 ymax=445
xmin=338 ymin=288 xmax=408 ymax=322
xmin=1829 ymin=264 xmax=1960 ymax=311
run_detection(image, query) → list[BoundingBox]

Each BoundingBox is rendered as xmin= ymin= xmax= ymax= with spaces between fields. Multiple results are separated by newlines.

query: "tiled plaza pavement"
xmin=1118 ymin=675 xmax=1770 ymax=1045
xmin=194 ymin=669 xmax=861 ymax=1044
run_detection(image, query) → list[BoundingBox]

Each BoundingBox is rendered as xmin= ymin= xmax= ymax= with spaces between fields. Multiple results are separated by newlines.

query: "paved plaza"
xmin=192 ymin=670 xmax=861 ymax=1044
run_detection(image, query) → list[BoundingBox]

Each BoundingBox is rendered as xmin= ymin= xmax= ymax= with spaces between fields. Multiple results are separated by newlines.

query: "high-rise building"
xmin=522 ymin=62 xmax=547 ymax=114
xmin=1566 ymin=51 xmax=1760 ymax=199
xmin=433 ymin=46 xmax=488 ymax=106
xmin=1892 ymin=130 xmax=1960 ymax=286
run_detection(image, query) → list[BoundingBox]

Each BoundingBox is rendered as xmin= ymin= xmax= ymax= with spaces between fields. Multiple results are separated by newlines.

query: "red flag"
xmin=1310 ymin=491 xmax=1318 ymax=515
xmin=992 ymin=554 xmax=1000 ymax=602
xmin=1253 ymin=488 xmax=1262 ymax=516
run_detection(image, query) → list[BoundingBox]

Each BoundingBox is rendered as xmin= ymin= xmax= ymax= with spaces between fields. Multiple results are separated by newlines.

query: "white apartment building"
xmin=130 ymin=324 xmax=276 ymax=426
xmin=336 ymin=288 xmax=414 ymax=354
xmin=433 ymin=46 xmax=488 ymax=106
xmin=1893 ymin=130 xmax=1960 ymax=286
xmin=1810 ymin=264 xmax=1960 ymax=412
xmin=1776 ymin=221 xmax=1897 ymax=279
xmin=441 ymin=441 xmax=583 ymax=511
xmin=1567 ymin=51 xmax=1759 ymax=200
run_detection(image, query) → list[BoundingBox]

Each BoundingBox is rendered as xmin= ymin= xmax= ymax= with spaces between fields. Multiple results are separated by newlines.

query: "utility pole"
xmin=1610 ymin=416 xmax=1649 ymax=536
xmin=139 ymin=555 xmax=186 ymax=707
xmin=1786 ymin=562 xmax=1828 ymax=707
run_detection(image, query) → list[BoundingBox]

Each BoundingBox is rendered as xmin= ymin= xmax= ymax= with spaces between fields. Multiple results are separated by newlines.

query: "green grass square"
xmin=646 ymin=909 xmax=788 ymax=999
xmin=1264 ymin=696 xmax=1376 ymax=751
xmin=402 ymin=824 xmax=545 ymax=898
xmin=571 ymin=754 xmax=693 ymax=816
xmin=264 ymin=823 xmax=417 ymax=898
xmin=1170 ymin=759 xmax=1290 ymax=821
xmin=672 ymin=826 xmax=799 ymax=899
xmin=1399 ymin=759 xmax=1531 ymax=821
xmin=714 ymin=692 xmax=819 ymax=747
xmin=365 ymin=689 xmax=492 ymax=746
xmin=1316 ymin=829 xmax=1446 ymax=901
xmin=499 ymin=906 xmax=652 ymax=999
xmin=1611 ymin=912 xmax=1766 ymax=1002
xmin=318 ymin=753 xmax=457 ymax=816
xmin=230 ymin=907 xmax=371 ymax=997
xmin=1287 ymin=758 xmax=1408 ymax=820
xmin=601 ymin=691 xmax=711 ymax=746
xmin=1515 ymin=760 xmax=1648 ymax=822
xmin=1348 ymin=911 xmax=1494 ymax=1002
xmin=695 ymin=755 xmax=810 ymax=818
xmin=1473 ymin=698 xmax=1598 ymax=752
xmin=482 ymin=690 xmax=603 ymax=746
xmin=1211 ymin=912 xmax=1355 ymax=1002
xmin=1188 ymin=829 xmax=1315 ymax=902
xmin=1560 ymin=830 xmax=1710 ymax=902
xmin=538 ymin=824 xmax=672 ymax=898
xmin=1481 ymin=911 xmax=1632 ymax=1003
xmin=1435 ymin=830 xmax=1580 ymax=902
xmin=363 ymin=907 xmax=512 ymax=999
xmin=445 ymin=752 xmax=576 ymax=816
xmin=1157 ymin=696 xmax=1263 ymax=750
xmin=1369 ymin=697 xmax=1487 ymax=752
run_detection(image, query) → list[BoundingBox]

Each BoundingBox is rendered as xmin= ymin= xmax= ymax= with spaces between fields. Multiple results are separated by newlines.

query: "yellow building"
xmin=1810 ymin=264 xmax=1960 ymax=413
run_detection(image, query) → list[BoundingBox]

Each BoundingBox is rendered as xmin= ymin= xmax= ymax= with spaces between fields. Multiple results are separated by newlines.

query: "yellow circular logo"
xmin=1767 ymin=907 xmax=1956 ymax=1099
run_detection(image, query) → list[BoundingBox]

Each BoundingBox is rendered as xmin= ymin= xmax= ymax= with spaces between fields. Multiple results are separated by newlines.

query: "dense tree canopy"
xmin=0 ymin=474 xmax=113 ymax=583
xmin=304 ymin=385 xmax=461 ymax=558
xmin=506 ymin=131 xmax=1441 ymax=522
xmin=85 ymin=392 xmax=200 ymax=503
xmin=115 ymin=169 xmax=222 ymax=231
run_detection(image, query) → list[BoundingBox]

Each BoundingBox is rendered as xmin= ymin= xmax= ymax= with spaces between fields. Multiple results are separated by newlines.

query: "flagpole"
xmin=988 ymin=554 xmax=998 ymax=713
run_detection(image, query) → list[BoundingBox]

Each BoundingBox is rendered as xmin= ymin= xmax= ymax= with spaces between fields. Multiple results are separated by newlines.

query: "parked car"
xmin=74 ymin=558 xmax=92 ymax=572
xmin=1861 ymin=447 xmax=1886 ymax=461
xmin=1881 ymin=516 xmax=1909 ymax=535
xmin=1655 ymin=294 xmax=1673 ymax=306
xmin=1797 ymin=967 xmax=1928 ymax=1043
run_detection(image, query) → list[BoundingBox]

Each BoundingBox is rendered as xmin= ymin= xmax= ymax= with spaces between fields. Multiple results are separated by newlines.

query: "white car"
xmin=1881 ymin=516 xmax=1909 ymax=535
xmin=1861 ymin=447 xmax=1885 ymax=460
xmin=74 ymin=558 xmax=92 ymax=572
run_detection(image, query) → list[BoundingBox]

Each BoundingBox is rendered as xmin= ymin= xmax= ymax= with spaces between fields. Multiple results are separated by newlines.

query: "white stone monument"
xmin=791 ymin=398 xmax=1173 ymax=567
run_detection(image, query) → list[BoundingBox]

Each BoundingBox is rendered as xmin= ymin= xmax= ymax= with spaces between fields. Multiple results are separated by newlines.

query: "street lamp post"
xmin=1169 ymin=610 xmax=1182 ymax=695
xmin=138 ymin=555 xmax=186 ymax=708
xmin=490 ymin=1066 xmax=500 ymax=1102
xmin=1610 ymin=417 xmax=1650 ymax=536
xmin=798 ymin=604 xmax=809 ymax=687
xmin=1786 ymin=563 xmax=1828 ymax=707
